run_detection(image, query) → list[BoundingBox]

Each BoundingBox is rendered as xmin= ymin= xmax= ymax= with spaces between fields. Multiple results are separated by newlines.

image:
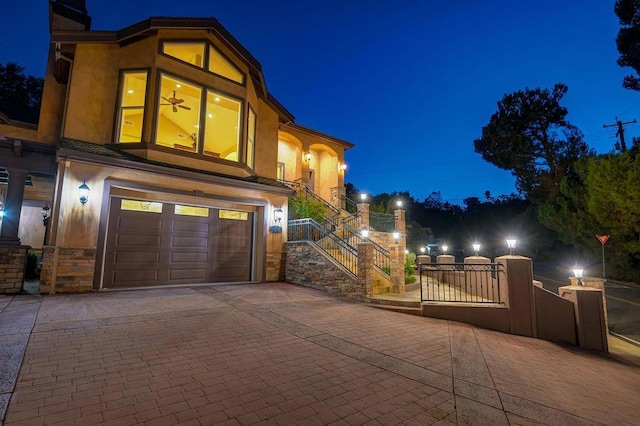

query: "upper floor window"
xmin=246 ymin=107 xmax=256 ymax=168
xmin=162 ymin=41 xmax=244 ymax=84
xmin=156 ymin=73 xmax=244 ymax=162
xmin=116 ymin=70 xmax=148 ymax=143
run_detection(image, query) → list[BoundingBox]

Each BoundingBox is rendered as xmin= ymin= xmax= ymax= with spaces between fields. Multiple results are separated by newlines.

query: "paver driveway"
xmin=1 ymin=283 xmax=640 ymax=425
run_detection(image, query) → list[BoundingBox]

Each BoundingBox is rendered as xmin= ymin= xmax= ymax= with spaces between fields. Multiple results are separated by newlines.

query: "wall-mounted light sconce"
xmin=338 ymin=163 xmax=347 ymax=173
xmin=79 ymin=181 xmax=90 ymax=206
xmin=472 ymin=241 xmax=481 ymax=256
xmin=305 ymin=152 xmax=312 ymax=162
xmin=392 ymin=231 xmax=400 ymax=244
xmin=41 ymin=204 xmax=50 ymax=227
xmin=0 ymin=201 xmax=4 ymax=219
xmin=506 ymin=237 xmax=517 ymax=255
xmin=269 ymin=207 xmax=284 ymax=233
xmin=360 ymin=193 xmax=367 ymax=202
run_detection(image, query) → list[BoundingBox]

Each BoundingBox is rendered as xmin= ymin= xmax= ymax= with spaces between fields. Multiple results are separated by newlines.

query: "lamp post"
xmin=472 ymin=242 xmax=481 ymax=257
xmin=41 ymin=204 xmax=50 ymax=246
xmin=572 ymin=266 xmax=584 ymax=285
xmin=506 ymin=238 xmax=517 ymax=255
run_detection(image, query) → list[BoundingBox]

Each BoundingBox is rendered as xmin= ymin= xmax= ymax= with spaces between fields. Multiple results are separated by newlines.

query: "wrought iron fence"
xmin=419 ymin=263 xmax=504 ymax=304
xmin=370 ymin=211 xmax=395 ymax=232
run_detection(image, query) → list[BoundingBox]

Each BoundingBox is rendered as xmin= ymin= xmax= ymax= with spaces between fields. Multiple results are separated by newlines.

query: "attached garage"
xmin=103 ymin=197 xmax=253 ymax=289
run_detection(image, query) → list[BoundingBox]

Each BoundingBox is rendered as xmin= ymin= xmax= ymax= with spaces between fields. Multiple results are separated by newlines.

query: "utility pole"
xmin=603 ymin=117 xmax=636 ymax=152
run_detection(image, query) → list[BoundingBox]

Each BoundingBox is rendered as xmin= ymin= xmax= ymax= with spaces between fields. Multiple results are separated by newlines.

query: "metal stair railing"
xmin=301 ymin=187 xmax=340 ymax=231
xmin=340 ymin=216 xmax=391 ymax=276
xmin=288 ymin=218 xmax=358 ymax=275
xmin=341 ymin=195 xmax=358 ymax=214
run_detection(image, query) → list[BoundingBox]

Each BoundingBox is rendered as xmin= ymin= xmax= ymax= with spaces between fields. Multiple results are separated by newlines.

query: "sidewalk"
xmin=1 ymin=282 xmax=639 ymax=425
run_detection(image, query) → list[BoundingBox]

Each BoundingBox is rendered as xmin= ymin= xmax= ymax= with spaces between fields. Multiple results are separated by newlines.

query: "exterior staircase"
xmin=286 ymin=185 xmax=393 ymax=292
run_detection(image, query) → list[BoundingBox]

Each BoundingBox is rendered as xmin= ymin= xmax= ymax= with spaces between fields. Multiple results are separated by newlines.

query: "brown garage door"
xmin=103 ymin=198 xmax=253 ymax=288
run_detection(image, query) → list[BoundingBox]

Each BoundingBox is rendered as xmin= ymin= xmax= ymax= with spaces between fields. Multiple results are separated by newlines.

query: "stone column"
xmin=495 ymin=255 xmax=537 ymax=338
xmin=436 ymin=254 xmax=455 ymax=284
xmin=357 ymin=202 xmax=369 ymax=230
xmin=357 ymin=242 xmax=374 ymax=296
xmin=390 ymin=244 xmax=405 ymax=293
xmin=394 ymin=209 xmax=406 ymax=251
xmin=0 ymin=167 xmax=28 ymax=246
xmin=574 ymin=276 xmax=608 ymax=331
xmin=559 ymin=285 xmax=608 ymax=353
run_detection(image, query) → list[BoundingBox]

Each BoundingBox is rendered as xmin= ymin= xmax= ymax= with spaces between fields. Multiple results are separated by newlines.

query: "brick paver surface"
xmin=2 ymin=282 xmax=640 ymax=425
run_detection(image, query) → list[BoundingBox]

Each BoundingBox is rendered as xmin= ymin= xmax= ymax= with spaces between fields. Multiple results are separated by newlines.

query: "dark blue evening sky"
xmin=2 ymin=1 xmax=638 ymax=204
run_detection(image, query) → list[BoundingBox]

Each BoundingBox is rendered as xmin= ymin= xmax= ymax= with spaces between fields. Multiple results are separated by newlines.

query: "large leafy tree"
xmin=473 ymin=84 xmax=592 ymax=202
xmin=615 ymin=0 xmax=640 ymax=90
xmin=0 ymin=61 xmax=43 ymax=123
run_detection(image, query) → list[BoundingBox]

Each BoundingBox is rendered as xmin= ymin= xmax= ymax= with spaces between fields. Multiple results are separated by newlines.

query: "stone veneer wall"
xmin=40 ymin=247 xmax=96 ymax=293
xmin=0 ymin=246 xmax=29 ymax=294
xmin=285 ymin=241 xmax=362 ymax=298
xmin=266 ymin=251 xmax=285 ymax=281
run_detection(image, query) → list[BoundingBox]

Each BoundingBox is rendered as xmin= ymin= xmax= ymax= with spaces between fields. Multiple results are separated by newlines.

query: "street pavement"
xmin=1 ymin=282 xmax=640 ymax=425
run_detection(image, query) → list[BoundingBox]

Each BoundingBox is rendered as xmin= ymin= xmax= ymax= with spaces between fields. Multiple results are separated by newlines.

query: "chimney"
xmin=49 ymin=0 xmax=92 ymax=32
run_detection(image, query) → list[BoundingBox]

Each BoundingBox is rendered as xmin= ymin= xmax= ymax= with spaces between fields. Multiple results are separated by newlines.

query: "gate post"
xmin=496 ymin=255 xmax=537 ymax=337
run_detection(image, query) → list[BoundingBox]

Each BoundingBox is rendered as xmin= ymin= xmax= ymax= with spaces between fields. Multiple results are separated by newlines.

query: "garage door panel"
xmin=117 ymin=215 xmax=162 ymax=231
xmin=116 ymin=234 xmax=161 ymax=247
xmin=114 ymin=251 xmax=160 ymax=263
xmin=170 ymin=252 xmax=208 ymax=263
xmin=172 ymin=236 xmax=208 ymax=247
xmin=172 ymin=220 xmax=209 ymax=233
xmin=169 ymin=268 xmax=207 ymax=281
xmin=112 ymin=269 xmax=159 ymax=284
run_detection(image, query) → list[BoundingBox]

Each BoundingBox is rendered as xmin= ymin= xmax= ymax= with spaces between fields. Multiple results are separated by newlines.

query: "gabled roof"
xmin=281 ymin=123 xmax=354 ymax=150
xmin=50 ymin=17 xmax=295 ymax=123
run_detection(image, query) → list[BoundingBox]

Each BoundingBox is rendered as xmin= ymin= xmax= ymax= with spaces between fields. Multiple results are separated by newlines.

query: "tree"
xmin=0 ymin=61 xmax=43 ymax=123
xmin=473 ymin=84 xmax=593 ymax=202
xmin=615 ymin=0 xmax=640 ymax=90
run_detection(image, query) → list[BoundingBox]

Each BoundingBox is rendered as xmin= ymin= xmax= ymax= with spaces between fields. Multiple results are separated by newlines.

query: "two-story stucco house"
xmin=0 ymin=0 xmax=352 ymax=293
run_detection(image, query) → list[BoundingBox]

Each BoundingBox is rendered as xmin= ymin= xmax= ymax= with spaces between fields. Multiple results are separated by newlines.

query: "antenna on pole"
xmin=603 ymin=117 xmax=636 ymax=152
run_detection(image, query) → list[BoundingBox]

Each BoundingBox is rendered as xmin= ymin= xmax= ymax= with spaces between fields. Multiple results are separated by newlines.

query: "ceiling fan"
xmin=160 ymin=91 xmax=191 ymax=113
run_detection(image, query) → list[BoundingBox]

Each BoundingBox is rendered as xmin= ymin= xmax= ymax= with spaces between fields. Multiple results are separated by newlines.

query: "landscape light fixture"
xmin=360 ymin=228 xmax=369 ymax=240
xmin=420 ymin=247 xmax=426 ymax=254
xmin=360 ymin=193 xmax=367 ymax=201
xmin=472 ymin=242 xmax=481 ymax=256
xmin=506 ymin=238 xmax=517 ymax=255
xmin=392 ymin=231 xmax=400 ymax=244
xmin=78 ymin=181 xmax=90 ymax=206
xmin=396 ymin=200 xmax=403 ymax=208
xmin=441 ymin=244 xmax=448 ymax=254
xmin=572 ymin=266 xmax=584 ymax=285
